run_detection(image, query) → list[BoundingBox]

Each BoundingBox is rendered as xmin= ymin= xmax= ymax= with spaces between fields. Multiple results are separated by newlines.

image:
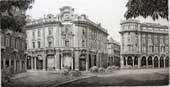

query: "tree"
xmin=0 ymin=0 xmax=34 ymax=32
xmin=124 ymin=0 xmax=168 ymax=20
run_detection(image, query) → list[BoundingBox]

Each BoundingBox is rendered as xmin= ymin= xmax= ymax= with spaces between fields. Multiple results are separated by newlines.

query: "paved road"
xmin=58 ymin=69 xmax=169 ymax=87
xmin=8 ymin=70 xmax=87 ymax=87
xmin=6 ymin=68 xmax=169 ymax=87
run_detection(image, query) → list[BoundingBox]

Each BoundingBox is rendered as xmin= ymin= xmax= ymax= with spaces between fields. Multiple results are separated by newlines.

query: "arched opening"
xmin=127 ymin=56 xmax=133 ymax=66
xmin=154 ymin=56 xmax=158 ymax=68
xmin=89 ymin=54 xmax=91 ymax=68
xmin=148 ymin=56 xmax=152 ymax=68
xmin=79 ymin=55 xmax=86 ymax=71
xmin=134 ymin=56 xmax=138 ymax=65
xmin=141 ymin=56 xmax=146 ymax=67
xmin=165 ymin=56 xmax=169 ymax=67
xmin=37 ymin=56 xmax=43 ymax=70
xmin=94 ymin=55 xmax=97 ymax=66
xmin=124 ymin=57 xmax=126 ymax=65
xmin=160 ymin=56 xmax=164 ymax=68
xmin=27 ymin=56 xmax=31 ymax=69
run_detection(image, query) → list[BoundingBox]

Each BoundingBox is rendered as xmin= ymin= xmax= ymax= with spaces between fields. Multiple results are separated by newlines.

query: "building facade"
xmin=107 ymin=37 xmax=120 ymax=67
xmin=1 ymin=29 xmax=27 ymax=74
xmin=120 ymin=19 xmax=169 ymax=69
xmin=25 ymin=6 xmax=108 ymax=71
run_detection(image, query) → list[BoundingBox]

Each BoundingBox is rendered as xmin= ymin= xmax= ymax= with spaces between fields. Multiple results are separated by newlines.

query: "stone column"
xmin=125 ymin=56 xmax=128 ymax=68
xmin=138 ymin=57 xmax=141 ymax=69
xmin=132 ymin=57 xmax=134 ymax=68
xmin=55 ymin=52 xmax=60 ymax=71
xmin=9 ymin=59 xmax=11 ymax=68
xmin=14 ymin=59 xmax=16 ymax=73
xmin=146 ymin=57 xmax=148 ymax=69
xmin=43 ymin=55 xmax=46 ymax=70
xmin=20 ymin=60 xmax=22 ymax=72
xmin=34 ymin=57 xmax=37 ymax=70
xmin=25 ymin=57 xmax=27 ymax=71
xmin=86 ymin=51 xmax=89 ymax=72
xmin=152 ymin=58 xmax=154 ymax=68
xmin=31 ymin=57 xmax=34 ymax=70
xmin=74 ymin=51 xmax=79 ymax=70
xmin=158 ymin=58 xmax=160 ymax=68
xmin=120 ymin=56 xmax=124 ymax=69
xmin=164 ymin=58 xmax=166 ymax=68
xmin=61 ymin=54 xmax=63 ymax=70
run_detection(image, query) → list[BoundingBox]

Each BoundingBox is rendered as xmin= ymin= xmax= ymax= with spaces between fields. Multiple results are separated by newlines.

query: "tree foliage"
xmin=0 ymin=0 xmax=34 ymax=32
xmin=124 ymin=0 xmax=168 ymax=20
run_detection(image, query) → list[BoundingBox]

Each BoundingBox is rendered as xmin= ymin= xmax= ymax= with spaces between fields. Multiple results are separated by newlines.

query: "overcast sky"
xmin=26 ymin=0 xmax=169 ymax=42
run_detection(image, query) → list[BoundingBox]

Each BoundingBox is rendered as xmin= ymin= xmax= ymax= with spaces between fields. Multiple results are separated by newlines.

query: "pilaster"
xmin=43 ymin=54 xmax=46 ymax=70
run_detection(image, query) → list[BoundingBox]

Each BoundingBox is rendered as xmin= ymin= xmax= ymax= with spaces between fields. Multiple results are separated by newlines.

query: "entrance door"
xmin=79 ymin=59 xmax=86 ymax=71
xmin=63 ymin=56 xmax=73 ymax=70
xmin=47 ymin=55 xmax=55 ymax=70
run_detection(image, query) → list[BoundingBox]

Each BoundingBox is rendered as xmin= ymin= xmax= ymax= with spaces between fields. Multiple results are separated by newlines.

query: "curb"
xmin=44 ymin=75 xmax=96 ymax=87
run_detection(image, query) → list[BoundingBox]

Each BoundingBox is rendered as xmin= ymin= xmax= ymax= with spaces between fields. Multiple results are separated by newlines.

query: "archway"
xmin=134 ymin=56 xmax=138 ymax=65
xmin=37 ymin=56 xmax=43 ymax=70
xmin=89 ymin=54 xmax=91 ymax=68
xmin=27 ymin=56 xmax=31 ymax=69
xmin=141 ymin=56 xmax=146 ymax=67
xmin=148 ymin=56 xmax=152 ymax=68
xmin=124 ymin=57 xmax=126 ymax=65
xmin=160 ymin=56 xmax=164 ymax=68
xmin=165 ymin=56 xmax=169 ymax=67
xmin=154 ymin=56 xmax=158 ymax=68
xmin=127 ymin=56 xmax=133 ymax=66
xmin=79 ymin=55 xmax=86 ymax=71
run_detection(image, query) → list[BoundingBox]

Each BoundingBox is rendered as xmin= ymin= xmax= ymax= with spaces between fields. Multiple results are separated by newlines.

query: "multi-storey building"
xmin=25 ymin=6 xmax=108 ymax=71
xmin=107 ymin=37 xmax=120 ymax=67
xmin=120 ymin=19 xmax=169 ymax=69
xmin=1 ymin=29 xmax=27 ymax=74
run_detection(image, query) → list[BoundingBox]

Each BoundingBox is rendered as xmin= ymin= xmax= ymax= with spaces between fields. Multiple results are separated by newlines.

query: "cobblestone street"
xmin=6 ymin=68 xmax=169 ymax=87
xmin=7 ymin=70 xmax=93 ymax=87
xmin=58 ymin=68 xmax=169 ymax=87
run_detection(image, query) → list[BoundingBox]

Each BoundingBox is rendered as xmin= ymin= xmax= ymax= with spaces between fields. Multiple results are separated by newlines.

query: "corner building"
xmin=25 ymin=6 xmax=108 ymax=71
xmin=1 ymin=29 xmax=27 ymax=74
xmin=120 ymin=20 xmax=169 ymax=69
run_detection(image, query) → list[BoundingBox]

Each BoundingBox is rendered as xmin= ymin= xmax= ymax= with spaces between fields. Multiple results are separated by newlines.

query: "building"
xmin=25 ymin=6 xmax=108 ymax=71
xmin=107 ymin=37 xmax=121 ymax=67
xmin=120 ymin=19 xmax=169 ymax=69
xmin=1 ymin=29 xmax=27 ymax=74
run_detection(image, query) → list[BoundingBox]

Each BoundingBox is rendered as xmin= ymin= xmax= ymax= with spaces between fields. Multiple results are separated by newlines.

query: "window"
xmin=48 ymin=27 xmax=53 ymax=35
xmin=142 ymin=38 xmax=145 ymax=45
xmin=32 ymin=31 xmax=35 ymax=37
xmin=22 ymin=42 xmax=25 ymax=50
xmin=38 ymin=29 xmax=40 ymax=37
xmin=142 ymin=45 xmax=146 ymax=53
xmin=148 ymin=39 xmax=152 ymax=45
xmin=48 ymin=41 xmax=52 ymax=47
xmin=6 ymin=36 xmax=10 ymax=47
xmin=38 ymin=41 xmax=41 ymax=48
xmin=65 ymin=40 xmax=69 ymax=47
xmin=1 ymin=34 xmax=4 ymax=46
xmin=11 ymin=38 xmax=15 ymax=48
xmin=82 ymin=40 xmax=85 ymax=47
xmin=154 ymin=35 xmax=158 ymax=44
xmin=32 ymin=42 xmax=35 ymax=48
xmin=15 ymin=39 xmax=19 ymax=49
xmin=165 ymin=46 xmax=169 ymax=52
xmin=154 ymin=46 xmax=158 ymax=53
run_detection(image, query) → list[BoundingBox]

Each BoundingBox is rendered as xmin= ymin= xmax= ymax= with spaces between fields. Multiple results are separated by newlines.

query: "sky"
xmin=26 ymin=0 xmax=169 ymax=42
